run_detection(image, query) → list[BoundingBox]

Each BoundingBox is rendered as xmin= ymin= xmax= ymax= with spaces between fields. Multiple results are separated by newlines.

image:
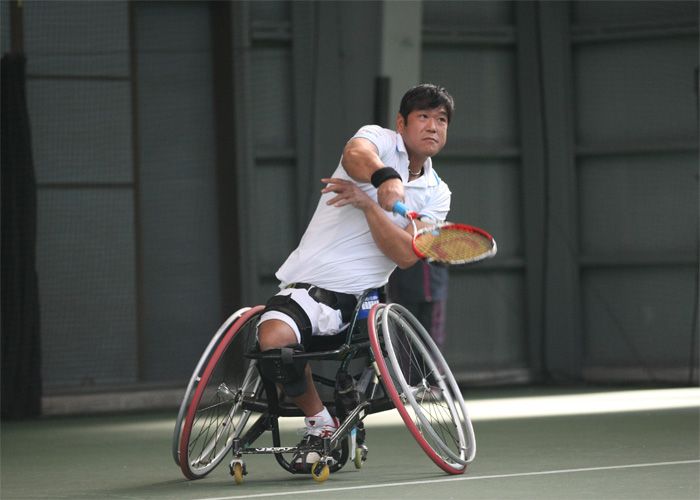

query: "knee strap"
xmin=258 ymin=343 xmax=308 ymax=397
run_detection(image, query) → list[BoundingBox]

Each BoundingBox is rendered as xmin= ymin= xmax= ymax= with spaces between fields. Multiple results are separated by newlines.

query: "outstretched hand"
xmin=321 ymin=177 xmax=404 ymax=213
xmin=321 ymin=178 xmax=375 ymax=211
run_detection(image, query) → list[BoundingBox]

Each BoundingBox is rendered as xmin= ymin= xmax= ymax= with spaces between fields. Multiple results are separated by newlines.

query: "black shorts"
xmin=261 ymin=283 xmax=358 ymax=347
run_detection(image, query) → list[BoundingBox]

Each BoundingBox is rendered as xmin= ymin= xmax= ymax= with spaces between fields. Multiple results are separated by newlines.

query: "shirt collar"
xmin=396 ymin=132 xmax=435 ymax=185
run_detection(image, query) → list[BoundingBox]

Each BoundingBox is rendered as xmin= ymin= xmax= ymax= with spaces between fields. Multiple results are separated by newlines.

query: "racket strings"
xmin=415 ymin=227 xmax=492 ymax=264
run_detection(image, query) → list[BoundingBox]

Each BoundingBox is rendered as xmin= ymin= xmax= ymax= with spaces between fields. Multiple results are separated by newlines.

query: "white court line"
xmin=192 ymin=460 xmax=700 ymax=500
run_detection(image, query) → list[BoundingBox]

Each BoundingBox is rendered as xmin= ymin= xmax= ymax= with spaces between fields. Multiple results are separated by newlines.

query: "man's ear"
xmin=396 ymin=113 xmax=405 ymax=132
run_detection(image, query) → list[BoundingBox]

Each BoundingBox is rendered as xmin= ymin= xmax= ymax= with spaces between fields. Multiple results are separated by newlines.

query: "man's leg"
xmin=256 ymin=319 xmax=332 ymax=423
xmin=257 ymin=318 xmax=324 ymax=417
xmin=258 ymin=317 xmax=338 ymax=471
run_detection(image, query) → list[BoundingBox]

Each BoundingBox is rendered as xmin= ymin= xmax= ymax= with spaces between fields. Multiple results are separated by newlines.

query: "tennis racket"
xmin=393 ymin=201 xmax=497 ymax=267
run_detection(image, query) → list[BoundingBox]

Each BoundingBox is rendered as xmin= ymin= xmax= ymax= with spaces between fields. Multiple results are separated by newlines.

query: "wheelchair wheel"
xmin=179 ymin=306 xmax=265 ymax=479
xmin=368 ymin=303 xmax=475 ymax=474
xmin=172 ymin=307 xmax=254 ymax=466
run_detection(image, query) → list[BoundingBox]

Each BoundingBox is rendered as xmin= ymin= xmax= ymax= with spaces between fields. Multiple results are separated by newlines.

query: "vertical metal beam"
xmin=537 ymin=1 xmax=583 ymax=382
xmin=210 ymin=1 xmax=242 ymax=315
xmin=692 ymin=66 xmax=700 ymax=385
xmin=514 ymin=1 xmax=547 ymax=382
xmin=9 ymin=0 xmax=24 ymax=55
xmin=291 ymin=1 xmax=317 ymax=230
xmin=230 ymin=1 xmax=257 ymax=306
xmin=127 ymin=1 xmax=146 ymax=381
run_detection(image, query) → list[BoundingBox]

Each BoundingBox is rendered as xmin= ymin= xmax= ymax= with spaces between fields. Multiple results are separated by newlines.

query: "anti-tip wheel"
xmin=354 ymin=448 xmax=364 ymax=469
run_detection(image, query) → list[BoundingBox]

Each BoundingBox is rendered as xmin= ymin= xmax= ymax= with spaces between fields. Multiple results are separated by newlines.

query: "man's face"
xmin=396 ymin=105 xmax=449 ymax=160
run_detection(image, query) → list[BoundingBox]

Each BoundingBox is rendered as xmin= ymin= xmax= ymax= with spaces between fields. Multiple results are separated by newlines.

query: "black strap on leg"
xmin=257 ymin=342 xmax=308 ymax=398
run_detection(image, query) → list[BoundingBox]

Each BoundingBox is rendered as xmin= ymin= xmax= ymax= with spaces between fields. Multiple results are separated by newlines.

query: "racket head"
xmin=412 ymin=223 xmax=497 ymax=267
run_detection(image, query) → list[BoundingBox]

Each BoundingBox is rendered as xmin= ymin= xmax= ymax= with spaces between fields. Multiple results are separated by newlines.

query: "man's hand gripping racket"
xmin=393 ymin=201 xmax=497 ymax=268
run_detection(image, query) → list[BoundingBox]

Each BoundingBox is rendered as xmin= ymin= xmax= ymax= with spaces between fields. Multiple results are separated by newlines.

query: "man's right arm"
xmin=341 ymin=137 xmax=404 ymax=212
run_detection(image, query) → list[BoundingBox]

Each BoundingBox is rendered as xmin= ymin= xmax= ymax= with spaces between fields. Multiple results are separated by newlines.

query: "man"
xmin=257 ymin=84 xmax=454 ymax=471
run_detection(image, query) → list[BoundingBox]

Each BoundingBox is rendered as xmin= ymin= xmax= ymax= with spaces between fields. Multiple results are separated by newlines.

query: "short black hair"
xmin=399 ymin=84 xmax=455 ymax=124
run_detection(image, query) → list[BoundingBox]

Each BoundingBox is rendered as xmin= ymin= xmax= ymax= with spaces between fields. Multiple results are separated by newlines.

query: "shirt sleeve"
xmin=416 ymin=174 xmax=451 ymax=222
xmin=350 ymin=125 xmax=395 ymax=163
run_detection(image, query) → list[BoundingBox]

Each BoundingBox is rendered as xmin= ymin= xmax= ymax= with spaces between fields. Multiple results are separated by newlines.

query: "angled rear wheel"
xmin=173 ymin=308 xmax=253 ymax=466
xmin=368 ymin=303 xmax=475 ymax=474
xmin=178 ymin=306 xmax=264 ymax=479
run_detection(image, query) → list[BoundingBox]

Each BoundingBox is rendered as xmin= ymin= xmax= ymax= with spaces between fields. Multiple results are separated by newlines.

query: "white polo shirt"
xmin=275 ymin=125 xmax=451 ymax=296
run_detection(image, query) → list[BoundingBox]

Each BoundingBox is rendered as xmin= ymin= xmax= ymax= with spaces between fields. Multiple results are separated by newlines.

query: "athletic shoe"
xmin=289 ymin=416 xmax=339 ymax=473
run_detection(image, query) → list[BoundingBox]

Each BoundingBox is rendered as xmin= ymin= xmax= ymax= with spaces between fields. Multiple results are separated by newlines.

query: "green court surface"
xmin=2 ymin=387 xmax=698 ymax=500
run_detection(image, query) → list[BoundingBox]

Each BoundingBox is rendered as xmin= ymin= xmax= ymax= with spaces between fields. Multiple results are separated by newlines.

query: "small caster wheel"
xmin=229 ymin=459 xmax=246 ymax=484
xmin=311 ymin=461 xmax=330 ymax=482
xmin=233 ymin=462 xmax=244 ymax=484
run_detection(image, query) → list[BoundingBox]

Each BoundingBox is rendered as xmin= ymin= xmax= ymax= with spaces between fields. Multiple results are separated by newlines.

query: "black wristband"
xmin=371 ymin=167 xmax=401 ymax=188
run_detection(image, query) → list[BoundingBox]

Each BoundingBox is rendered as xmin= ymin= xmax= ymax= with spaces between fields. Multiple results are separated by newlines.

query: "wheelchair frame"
xmin=173 ymin=289 xmax=476 ymax=483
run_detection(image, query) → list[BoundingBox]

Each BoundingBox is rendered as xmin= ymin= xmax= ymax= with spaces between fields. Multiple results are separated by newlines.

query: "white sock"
xmin=306 ymin=407 xmax=334 ymax=428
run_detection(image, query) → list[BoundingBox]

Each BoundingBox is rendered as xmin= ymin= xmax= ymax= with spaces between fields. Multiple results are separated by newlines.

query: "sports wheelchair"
xmin=172 ymin=289 xmax=475 ymax=483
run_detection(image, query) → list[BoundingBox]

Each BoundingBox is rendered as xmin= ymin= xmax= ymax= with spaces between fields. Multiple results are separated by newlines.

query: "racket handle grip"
xmin=393 ymin=201 xmax=410 ymax=217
